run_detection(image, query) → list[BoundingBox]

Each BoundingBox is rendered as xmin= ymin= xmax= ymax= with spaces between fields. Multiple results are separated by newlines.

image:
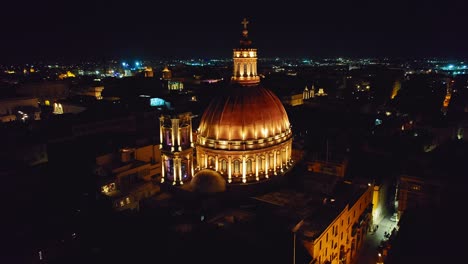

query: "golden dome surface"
xmin=198 ymin=84 xmax=291 ymax=144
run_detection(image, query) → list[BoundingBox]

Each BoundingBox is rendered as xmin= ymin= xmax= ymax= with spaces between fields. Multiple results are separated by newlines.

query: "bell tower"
xmin=159 ymin=112 xmax=195 ymax=185
xmin=231 ymin=18 xmax=260 ymax=86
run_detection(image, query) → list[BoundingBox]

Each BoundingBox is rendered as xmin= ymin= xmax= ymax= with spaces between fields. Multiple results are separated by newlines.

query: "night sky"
xmin=2 ymin=0 xmax=467 ymax=62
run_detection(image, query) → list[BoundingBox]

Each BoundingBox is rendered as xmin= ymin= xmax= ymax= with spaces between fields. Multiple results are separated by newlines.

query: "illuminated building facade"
xmin=168 ymin=81 xmax=184 ymax=91
xmin=95 ymin=145 xmax=162 ymax=211
xmin=161 ymin=66 xmax=172 ymax=80
xmin=159 ymin=112 xmax=195 ymax=185
xmin=144 ymin=67 xmax=154 ymax=77
xmin=303 ymin=85 xmax=315 ymax=100
xmin=195 ymin=19 xmax=293 ymax=184
xmin=300 ymin=183 xmax=374 ymax=264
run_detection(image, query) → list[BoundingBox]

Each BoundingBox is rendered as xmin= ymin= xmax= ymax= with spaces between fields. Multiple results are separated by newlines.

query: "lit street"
xmin=355 ymin=213 xmax=398 ymax=264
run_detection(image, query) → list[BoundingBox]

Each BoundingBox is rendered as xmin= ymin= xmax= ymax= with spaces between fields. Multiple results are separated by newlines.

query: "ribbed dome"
xmin=198 ymin=85 xmax=290 ymax=141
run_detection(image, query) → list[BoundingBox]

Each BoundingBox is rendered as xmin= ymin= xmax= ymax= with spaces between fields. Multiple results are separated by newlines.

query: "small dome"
xmin=190 ymin=169 xmax=226 ymax=193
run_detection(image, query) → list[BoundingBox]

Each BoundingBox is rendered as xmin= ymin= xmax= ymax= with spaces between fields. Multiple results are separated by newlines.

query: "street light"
xmin=377 ymin=252 xmax=384 ymax=264
xmin=292 ymin=219 xmax=305 ymax=264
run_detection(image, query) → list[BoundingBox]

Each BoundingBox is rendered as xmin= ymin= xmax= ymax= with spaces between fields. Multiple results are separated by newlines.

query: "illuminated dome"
xmin=196 ymin=83 xmax=293 ymax=184
xmin=198 ymin=84 xmax=290 ymax=143
xmin=190 ymin=169 xmax=226 ymax=193
xmin=194 ymin=18 xmax=293 ymax=185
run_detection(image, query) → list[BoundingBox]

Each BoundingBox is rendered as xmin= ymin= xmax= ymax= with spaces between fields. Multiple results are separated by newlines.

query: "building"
xmin=194 ymin=18 xmax=293 ymax=184
xmin=282 ymin=93 xmax=304 ymax=106
xmin=396 ymin=174 xmax=442 ymax=219
xmin=161 ymin=66 xmax=172 ymax=80
xmin=306 ymin=159 xmax=349 ymax=178
xmin=168 ymin=81 xmax=184 ymax=91
xmin=73 ymin=85 xmax=104 ymax=100
xmin=96 ymin=145 xmax=162 ymax=211
xmin=144 ymin=67 xmax=154 ymax=78
xmin=253 ymin=181 xmax=374 ymax=264
xmin=303 ymin=85 xmax=315 ymax=100
xmin=16 ymin=80 xmax=70 ymax=104
xmin=159 ymin=112 xmax=195 ymax=185
xmin=0 ymin=96 xmax=41 ymax=122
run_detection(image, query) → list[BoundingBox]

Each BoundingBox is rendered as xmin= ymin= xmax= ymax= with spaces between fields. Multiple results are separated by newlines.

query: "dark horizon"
xmin=2 ymin=0 xmax=468 ymax=63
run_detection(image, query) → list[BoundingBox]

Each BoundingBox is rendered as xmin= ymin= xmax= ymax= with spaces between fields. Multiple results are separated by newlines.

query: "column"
xmin=274 ymin=151 xmax=277 ymax=175
xmin=246 ymin=63 xmax=251 ymax=77
xmin=177 ymin=127 xmax=181 ymax=151
xmin=242 ymin=156 xmax=246 ymax=183
xmin=215 ymin=155 xmax=219 ymax=171
xmin=159 ymin=117 xmax=163 ymax=149
xmin=161 ymin=155 xmax=165 ymax=183
xmin=178 ymin=157 xmax=183 ymax=185
xmin=228 ymin=156 xmax=232 ymax=183
xmin=173 ymin=156 xmax=178 ymax=185
xmin=265 ymin=154 xmax=269 ymax=179
xmin=189 ymin=116 xmax=194 ymax=147
xmin=171 ymin=119 xmax=176 ymax=152
xmin=255 ymin=155 xmax=259 ymax=181
xmin=204 ymin=154 xmax=208 ymax=169
xmin=280 ymin=149 xmax=285 ymax=172
xmin=239 ymin=64 xmax=244 ymax=77
xmin=190 ymin=154 xmax=194 ymax=178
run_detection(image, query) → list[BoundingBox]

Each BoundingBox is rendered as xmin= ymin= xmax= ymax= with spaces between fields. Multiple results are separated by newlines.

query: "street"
xmin=355 ymin=213 xmax=398 ymax=264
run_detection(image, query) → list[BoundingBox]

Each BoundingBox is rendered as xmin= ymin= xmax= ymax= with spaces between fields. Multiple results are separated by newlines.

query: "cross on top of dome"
xmin=241 ymin=18 xmax=249 ymax=30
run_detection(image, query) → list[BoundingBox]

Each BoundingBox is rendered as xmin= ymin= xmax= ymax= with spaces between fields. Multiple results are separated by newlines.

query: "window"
xmin=320 ymin=240 xmax=322 ymax=250
xmin=221 ymin=159 xmax=227 ymax=173
xmin=326 ymin=233 xmax=328 ymax=242
xmin=234 ymin=160 xmax=240 ymax=175
xmin=209 ymin=157 xmax=215 ymax=168
xmin=341 ymin=232 xmax=343 ymax=240
xmin=247 ymin=159 xmax=253 ymax=173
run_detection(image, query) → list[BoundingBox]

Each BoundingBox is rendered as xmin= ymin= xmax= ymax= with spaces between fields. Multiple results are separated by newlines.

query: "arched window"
xmin=220 ymin=159 xmax=227 ymax=173
xmin=209 ymin=156 xmax=215 ymax=168
xmin=234 ymin=160 xmax=240 ymax=175
xmin=260 ymin=156 xmax=265 ymax=171
xmin=246 ymin=159 xmax=253 ymax=174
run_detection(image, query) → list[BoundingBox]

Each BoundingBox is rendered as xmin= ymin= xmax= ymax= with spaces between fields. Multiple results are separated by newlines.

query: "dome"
xmin=198 ymin=84 xmax=290 ymax=142
xmin=190 ymin=169 xmax=226 ymax=193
